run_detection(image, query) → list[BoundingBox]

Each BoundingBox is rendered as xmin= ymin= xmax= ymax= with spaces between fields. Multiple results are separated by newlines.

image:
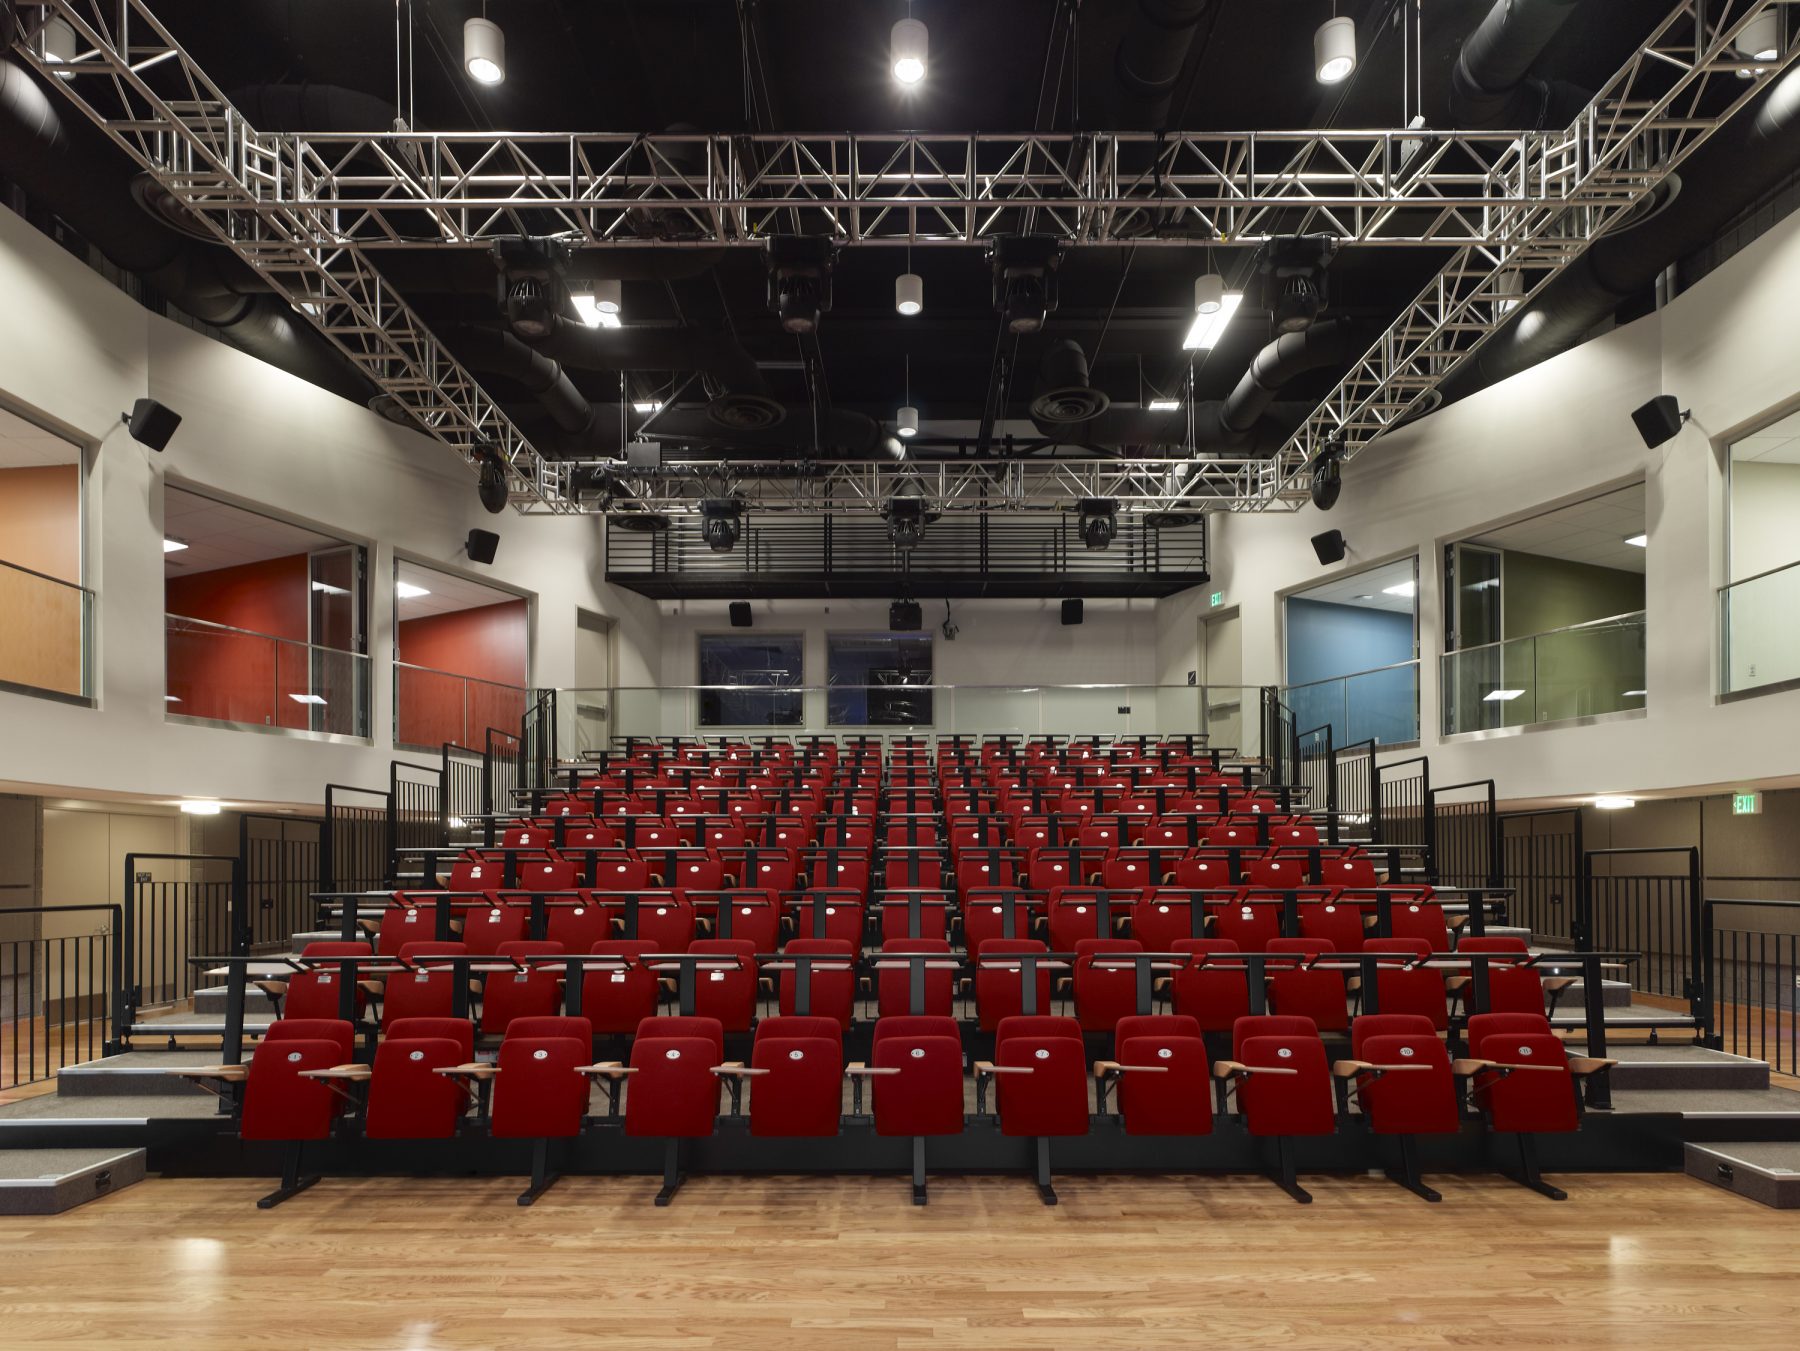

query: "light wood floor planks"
xmin=0 ymin=1171 xmax=1794 ymax=1349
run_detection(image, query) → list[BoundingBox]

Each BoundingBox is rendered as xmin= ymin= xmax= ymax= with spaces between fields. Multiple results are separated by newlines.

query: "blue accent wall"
xmin=1286 ymin=599 xmax=1413 ymax=685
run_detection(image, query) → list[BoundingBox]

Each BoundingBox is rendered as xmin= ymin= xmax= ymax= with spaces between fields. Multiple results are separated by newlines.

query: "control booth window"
xmin=697 ymin=633 xmax=803 ymax=726
xmin=828 ymin=633 xmax=934 ymax=725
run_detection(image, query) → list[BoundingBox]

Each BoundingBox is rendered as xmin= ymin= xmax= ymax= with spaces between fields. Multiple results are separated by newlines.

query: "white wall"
xmin=646 ymin=597 xmax=1163 ymax=737
xmin=1158 ymin=201 xmax=1800 ymax=804
xmin=0 ymin=204 xmax=660 ymax=808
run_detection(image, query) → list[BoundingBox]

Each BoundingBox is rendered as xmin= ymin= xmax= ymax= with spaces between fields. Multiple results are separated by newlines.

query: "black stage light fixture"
xmin=729 ymin=601 xmax=753 ymax=628
xmin=121 ymin=398 xmax=181 ymax=451
xmin=1311 ymin=529 xmax=1348 ymax=565
xmin=890 ymin=599 xmax=923 ymax=632
xmin=765 ymin=235 xmax=836 ymax=334
xmin=1078 ymin=498 xmax=1118 ymax=550
xmin=1630 ymin=394 xmax=1689 ymax=449
xmin=884 ymin=493 xmax=927 ymax=551
xmin=700 ymin=498 xmax=743 ymax=553
xmin=474 ymin=445 xmax=509 ymax=514
xmin=492 ymin=240 xmax=569 ymax=340
xmin=465 ymin=528 xmax=500 ymax=565
xmin=989 ymin=234 xmax=1063 ymax=334
xmin=1261 ymin=234 xmax=1340 ymax=334
xmin=1061 ymin=598 xmax=1084 ymax=626
xmin=1310 ymin=438 xmax=1343 ymax=511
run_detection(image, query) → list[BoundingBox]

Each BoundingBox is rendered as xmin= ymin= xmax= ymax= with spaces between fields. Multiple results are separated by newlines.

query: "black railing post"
xmin=106 ymin=902 xmax=127 ymax=1054
xmin=1685 ymin=846 xmax=1707 ymax=1033
xmin=120 ymin=853 xmax=140 ymax=1012
xmin=229 ymin=855 xmax=249 ymax=957
xmin=321 ymin=786 xmax=338 ymax=894
xmin=1574 ymin=851 xmax=1594 ymax=952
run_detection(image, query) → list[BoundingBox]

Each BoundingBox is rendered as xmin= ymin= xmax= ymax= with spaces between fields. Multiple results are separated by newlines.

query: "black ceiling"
xmin=113 ymin=2 xmax=1671 ymax=426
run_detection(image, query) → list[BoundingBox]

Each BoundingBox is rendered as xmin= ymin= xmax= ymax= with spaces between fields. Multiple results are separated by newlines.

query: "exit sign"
xmin=1210 ymin=591 xmax=1224 ymax=608
xmin=1733 ymin=792 xmax=1763 ymax=816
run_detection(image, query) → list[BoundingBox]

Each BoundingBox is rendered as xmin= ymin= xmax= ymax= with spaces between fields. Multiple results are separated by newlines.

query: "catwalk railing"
xmin=0 ymin=905 xmax=122 ymax=1088
xmin=1706 ymin=897 xmax=1800 ymax=1076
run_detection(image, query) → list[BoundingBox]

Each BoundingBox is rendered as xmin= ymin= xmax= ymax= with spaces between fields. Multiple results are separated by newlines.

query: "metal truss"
xmin=1251 ymin=0 xmax=1800 ymax=511
xmin=545 ymin=455 xmax=1252 ymax=517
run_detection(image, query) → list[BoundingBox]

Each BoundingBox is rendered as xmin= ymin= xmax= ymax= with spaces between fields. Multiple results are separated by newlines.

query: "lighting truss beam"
xmin=1251 ymin=0 xmax=1800 ymax=510
xmin=11 ymin=0 xmax=565 ymax=512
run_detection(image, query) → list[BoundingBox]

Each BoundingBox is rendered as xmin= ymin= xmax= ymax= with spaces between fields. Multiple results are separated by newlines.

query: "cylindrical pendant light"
xmin=896 ymin=405 xmax=919 ymax=438
xmin=896 ymin=271 xmax=924 ymax=316
xmin=42 ymin=16 xmax=77 ymax=64
xmin=892 ymin=18 xmax=928 ymax=84
xmin=465 ymin=16 xmax=506 ymax=86
xmin=1193 ymin=273 xmax=1224 ymax=315
xmin=1315 ymin=16 xmax=1356 ymax=84
xmin=1737 ymin=12 xmax=1780 ymax=60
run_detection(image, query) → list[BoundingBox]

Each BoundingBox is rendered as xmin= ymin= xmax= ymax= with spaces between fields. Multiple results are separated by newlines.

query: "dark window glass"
xmin=697 ymin=634 xmax=803 ymax=726
xmin=828 ymin=634 xmax=933 ymax=725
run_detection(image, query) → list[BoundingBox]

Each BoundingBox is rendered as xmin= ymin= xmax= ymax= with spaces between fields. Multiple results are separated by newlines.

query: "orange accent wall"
xmin=396 ymin=599 xmax=528 ymax=748
xmin=166 ymin=554 xmax=312 ymax=727
xmin=0 ymin=465 xmax=82 ymax=584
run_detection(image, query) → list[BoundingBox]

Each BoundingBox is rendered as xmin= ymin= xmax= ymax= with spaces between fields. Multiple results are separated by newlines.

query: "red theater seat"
xmin=1265 ymin=938 xmax=1349 ymax=1033
xmin=777 ymin=938 xmax=857 ymax=1029
xmin=1459 ymin=1012 xmax=1614 ymax=1200
xmin=1337 ymin=1013 xmax=1458 ymax=1202
xmin=975 ymin=938 xmax=1057 ymax=1030
xmin=1099 ymin=1014 xmax=1213 ymax=1137
xmin=488 ymin=1016 xmax=594 ymax=1204
xmin=381 ymin=942 xmax=466 ymax=1027
xmin=1219 ymin=1015 xmax=1335 ymax=1202
xmin=683 ymin=939 xmax=758 ymax=1031
xmin=269 ymin=942 xmax=372 ymax=1022
xmin=1169 ymin=939 xmax=1252 ymax=1033
xmin=978 ymin=1015 xmax=1089 ymax=1204
xmin=876 ymin=939 xmax=956 ymax=1018
xmin=363 ymin=1029 xmax=469 ymax=1140
xmin=478 ymin=941 xmax=565 ymax=1037
xmin=581 ymin=941 xmax=661 ymax=1034
xmin=1072 ymin=938 xmax=1145 ymax=1031
xmin=855 ymin=1016 xmax=965 ymax=1203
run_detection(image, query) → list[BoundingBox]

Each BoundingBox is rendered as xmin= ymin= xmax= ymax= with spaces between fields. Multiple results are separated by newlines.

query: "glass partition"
xmin=1284 ymin=661 xmax=1419 ymax=747
xmin=1441 ymin=611 xmax=1645 ymax=734
xmin=1721 ymin=560 xmax=1800 ymax=694
xmin=394 ymin=662 xmax=527 ymax=751
xmin=166 ymin=614 xmax=368 ymax=734
xmin=0 ymin=558 xmax=92 ymax=700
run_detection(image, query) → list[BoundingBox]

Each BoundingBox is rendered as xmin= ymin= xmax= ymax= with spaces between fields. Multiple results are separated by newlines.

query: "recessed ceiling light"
xmin=310 ymin=581 xmax=349 ymax=596
xmin=632 ymin=401 xmax=664 ymax=414
xmin=1382 ymin=580 xmax=1416 ymax=597
xmin=1147 ymin=398 xmax=1182 ymax=412
xmin=164 ymin=695 xmax=181 ymax=704
xmin=396 ymin=581 xmax=431 ymax=599
xmin=1182 ymin=291 xmax=1243 ymax=349
xmin=179 ymin=800 xmax=222 ymax=816
xmin=1594 ymin=795 xmax=1636 ymax=810
xmin=1624 ymin=533 xmax=1647 ymax=547
xmin=162 ymin=537 xmax=188 ymax=553
xmin=1483 ymin=689 xmax=1525 ymax=702
xmin=288 ymin=693 xmax=328 ymax=706
xmin=1622 ymin=689 xmax=1646 ymax=697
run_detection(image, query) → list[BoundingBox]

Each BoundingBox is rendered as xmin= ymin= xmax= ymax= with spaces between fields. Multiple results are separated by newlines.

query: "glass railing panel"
xmin=166 ymin=614 xmax=367 ymax=734
xmin=0 ymin=558 xmax=92 ymax=700
xmin=1441 ymin=612 xmax=1644 ymax=734
xmin=394 ymin=662 xmax=526 ymax=751
xmin=1722 ymin=560 xmax=1800 ymax=693
xmin=1282 ymin=662 xmax=1418 ymax=749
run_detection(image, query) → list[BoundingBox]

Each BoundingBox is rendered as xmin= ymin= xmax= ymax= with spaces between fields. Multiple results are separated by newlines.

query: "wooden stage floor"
xmin=0 ymin=1172 xmax=1794 ymax=1349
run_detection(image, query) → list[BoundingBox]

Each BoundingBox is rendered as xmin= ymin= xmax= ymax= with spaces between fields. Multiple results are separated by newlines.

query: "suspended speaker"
xmin=889 ymin=600 xmax=922 ymax=632
xmin=1311 ymin=529 xmax=1347 ymax=565
xmin=465 ymin=529 xmax=499 ymax=565
xmin=1630 ymin=394 xmax=1687 ymax=449
xmin=729 ymin=602 xmax=753 ymax=628
xmin=121 ymin=398 xmax=181 ymax=451
xmin=1061 ymin=598 xmax=1084 ymax=626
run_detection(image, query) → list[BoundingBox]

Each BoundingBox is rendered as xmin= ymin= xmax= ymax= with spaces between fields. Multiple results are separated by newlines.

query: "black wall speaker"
xmin=1060 ymin=598 xmax=1084 ymax=626
xmin=729 ymin=601 xmax=753 ymax=628
xmin=889 ymin=599 xmax=922 ymax=632
xmin=1631 ymin=394 xmax=1687 ymax=449
xmin=1310 ymin=529 xmax=1347 ymax=565
xmin=465 ymin=529 xmax=500 ymax=565
xmin=122 ymin=398 xmax=181 ymax=451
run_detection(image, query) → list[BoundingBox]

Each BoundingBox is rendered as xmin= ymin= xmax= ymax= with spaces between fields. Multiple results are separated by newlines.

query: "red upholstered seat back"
xmin=1072 ymin=938 xmax=1144 ymax=1032
xmin=871 ymin=1033 xmax=965 ymax=1137
xmin=776 ymin=939 xmax=856 ymax=1029
xmin=1117 ymin=1022 xmax=1213 ymax=1137
xmin=625 ymin=1036 xmax=723 ymax=1138
xmin=1168 ymin=939 xmax=1250 ymax=1032
xmin=263 ymin=1018 xmax=355 ymax=1062
xmin=462 ymin=905 xmax=528 ymax=958
xmin=635 ymin=1015 xmax=725 ymax=1064
xmin=1265 ymin=938 xmax=1349 ymax=1033
xmin=1458 ymin=936 xmax=1545 ymax=1015
xmin=1369 ymin=937 xmax=1447 ymax=1029
xmin=1298 ymin=901 xmax=1366 ymax=954
xmin=386 ymin=1016 xmax=475 ymax=1062
xmin=1387 ymin=900 xmax=1451 ymax=952
xmin=284 ymin=942 xmax=372 ymax=1021
xmin=1208 ymin=898 xmax=1282 ymax=952
xmin=516 ymin=859 xmax=578 ymax=891
xmin=975 ymin=939 xmax=1054 ymax=1031
xmin=748 ymin=1035 xmax=843 ymax=1138
xmin=546 ymin=902 xmax=614 ymax=953
xmin=1321 ymin=853 xmax=1380 ymax=888
xmin=477 ymin=941 xmax=565 ymax=1037
xmin=491 ymin=1033 xmax=591 ymax=1139
xmin=1231 ymin=1014 xmax=1318 ymax=1063
xmin=993 ymin=1026 xmax=1089 ymax=1138
xmin=634 ymin=895 xmax=696 ymax=952
xmin=1129 ymin=894 xmax=1195 ymax=951
xmin=364 ymin=1036 xmax=467 ymax=1140
xmin=1237 ymin=1033 xmax=1334 ymax=1138
xmin=580 ymin=940 xmax=661 ymax=1034
xmin=961 ymin=892 xmax=1035 ymax=957
xmin=1354 ymin=1031 xmax=1458 ymax=1136
xmin=684 ymin=940 xmax=758 ymax=1032
xmin=241 ymin=1038 xmax=342 ymax=1142
xmin=1469 ymin=1019 xmax=1577 ymax=1134
xmin=876 ymin=939 xmax=955 ymax=1018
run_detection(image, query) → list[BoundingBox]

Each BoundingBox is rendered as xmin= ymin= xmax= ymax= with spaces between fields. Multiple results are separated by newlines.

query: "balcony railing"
xmin=1441 ymin=610 xmax=1645 ymax=735
xmin=1721 ymin=559 xmax=1800 ymax=695
xmin=0 ymin=557 xmax=93 ymax=702
xmin=165 ymin=614 xmax=368 ymax=736
xmin=1283 ymin=660 xmax=1420 ymax=747
xmin=394 ymin=662 xmax=528 ymax=752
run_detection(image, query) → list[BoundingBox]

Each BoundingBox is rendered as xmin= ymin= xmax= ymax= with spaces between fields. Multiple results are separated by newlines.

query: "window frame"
xmin=825 ymin=631 xmax=936 ymax=727
xmin=694 ymin=630 xmax=806 ymax=728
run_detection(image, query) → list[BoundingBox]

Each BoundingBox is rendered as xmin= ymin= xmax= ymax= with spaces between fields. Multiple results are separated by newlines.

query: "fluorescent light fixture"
xmin=310 ymin=581 xmax=349 ymax=596
xmin=179 ymin=800 xmax=222 ymax=816
xmin=1594 ymin=795 xmax=1636 ymax=811
xmin=1624 ymin=533 xmax=1647 ymax=547
xmin=1147 ymin=398 xmax=1182 ymax=412
xmin=162 ymin=537 xmax=189 ymax=553
xmin=395 ymin=581 xmax=431 ymax=599
xmin=891 ymin=17 xmax=928 ymax=84
xmin=1382 ymin=580 xmax=1417 ymax=597
xmin=1182 ymin=291 xmax=1243 ymax=350
xmin=632 ymin=400 xmax=664 ymax=414
xmin=570 ymin=293 xmax=622 ymax=329
xmin=1484 ymin=689 xmax=1525 ymax=702
xmin=1315 ymin=16 xmax=1356 ymax=84
xmin=288 ymin=693 xmax=328 ymax=706
xmin=1622 ymin=689 xmax=1646 ymax=697
xmin=464 ymin=16 xmax=505 ymax=85
xmin=448 ymin=816 xmax=469 ymax=831
xmin=164 ymin=695 xmax=181 ymax=704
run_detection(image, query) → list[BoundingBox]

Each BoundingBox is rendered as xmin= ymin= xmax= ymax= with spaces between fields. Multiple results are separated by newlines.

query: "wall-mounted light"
xmin=396 ymin=581 xmax=431 ymax=599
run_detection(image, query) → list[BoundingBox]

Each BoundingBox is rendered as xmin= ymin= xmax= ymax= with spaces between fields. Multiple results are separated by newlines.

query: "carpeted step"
xmin=1685 ymin=1142 xmax=1800 ymax=1208
xmin=0 ymin=1148 xmax=146 ymax=1215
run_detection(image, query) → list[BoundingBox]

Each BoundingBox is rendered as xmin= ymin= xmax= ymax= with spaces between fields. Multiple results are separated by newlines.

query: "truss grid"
xmin=10 ymin=1 xmax=1800 ymax=515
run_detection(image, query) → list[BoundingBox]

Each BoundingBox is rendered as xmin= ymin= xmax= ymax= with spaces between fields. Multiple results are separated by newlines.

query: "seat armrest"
xmin=576 ymin=1062 xmax=636 ymax=1078
xmin=1212 ymin=1060 xmax=1246 ymax=1079
xmin=845 ymin=1065 xmax=901 ymax=1077
xmin=973 ymin=1060 xmax=1033 ymax=1076
xmin=712 ymin=1065 xmax=769 ymax=1077
xmin=166 ymin=1065 xmax=248 ymax=1082
xmin=1332 ymin=1059 xmax=1372 ymax=1078
xmin=1567 ymin=1056 xmax=1618 ymax=1075
xmin=434 ymin=1062 xmax=500 ymax=1080
xmin=252 ymin=979 xmax=290 ymax=997
xmin=299 ymin=1064 xmax=372 ymax=1082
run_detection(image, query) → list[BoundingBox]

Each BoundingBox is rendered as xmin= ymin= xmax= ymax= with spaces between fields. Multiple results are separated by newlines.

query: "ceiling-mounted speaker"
xmin=1311 ymin=529 xmax=1347 ymax=565
xmin=729 ymin=601 xmax=752 ymax=628
xmin=1061 ymin=598 xmax=1084 ymax=626
xmin=465 ymin=529 xmax=499 ymax=565
xmin=889 ymin=599 xmax=922 ymax=632
xmin=1630 ymin=394 xmax=1688 ymax=449
xmin=121 ymin=398 xmax=181 ymax=451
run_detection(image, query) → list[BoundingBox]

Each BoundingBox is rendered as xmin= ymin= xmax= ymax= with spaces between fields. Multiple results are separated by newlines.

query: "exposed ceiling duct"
xmin=1113 ymin=0 xmax=1211 ymax=128
xmin=1449 ymin=0 xmax=1591 ymax=130
xmin=1219 ymin=318 xmax=1356 ymax=435
xmin=1438 ymin=63 xmax=1800 ymax=410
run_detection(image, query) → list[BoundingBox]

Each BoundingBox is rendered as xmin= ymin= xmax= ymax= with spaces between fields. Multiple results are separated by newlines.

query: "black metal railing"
xmin=237 ymin=813 xmax=321 ymax=951
xmin=323 ymin=783 xmax=390 ymax=894
xmin=389 ymin=758 xmax=444 ymax=861
xmin=1579 ymin=846 xmax=1706 ymax=1026
xmin=1431 ymin=779 xmax=1499 ymax=890
xmin=1259 ymin=686 xmax=1298 ymax=787
xmin=483 ymin=725 xmax=523 ymax=845
xmin=522 ymin=688 xmax=557 ymax=794
xmin=1375 ymin=756 xmax=1432 ymax=867
xmin=1706 ymin=898 xmax=1799 ymax=1075
xmin=1296 ymin=723 xmax=1336 ymax=843
xmin=1332 ymin=738 xmax=1377 ymax=842
xmin=443 ymin=744 xmax=484 ymax=849
xmin=0 ymin=905 xmax=123 ymax=1087
xmin=121 ymin=853 xmax=243 ymax=1014
xmin=1499 ymin=808 xmax=1583 ymax=946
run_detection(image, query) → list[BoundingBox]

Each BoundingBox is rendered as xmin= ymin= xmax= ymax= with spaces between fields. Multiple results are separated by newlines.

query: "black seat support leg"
xmin=1386 ymin=1134 xmax=1441 ymax=1203
xmin=1508 ymin=1133 xmax=1566 ymax=1201
xmin=654 ymin=1138 xmax=685 ymax=1207
xmin=1034 ymin=1136 xmax=1058 ymax=1206
xmin=1272 ymin=1136 xmax=1312 ymax=1204
xmin=256 ymin=1140 xmax=320 ymax=1210
xmin=911 ymin=1136 xmax=928 ymax=1206
xmin=517 ymin=1137 xmax=560 ymax=1206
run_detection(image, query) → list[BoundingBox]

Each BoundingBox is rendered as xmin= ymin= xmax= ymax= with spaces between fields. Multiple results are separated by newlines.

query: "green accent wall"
xmin=1495 ymin=550 xmax=1645 ymax=725
xmin=1500 ymin=551 xmax=1645 ymax=639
